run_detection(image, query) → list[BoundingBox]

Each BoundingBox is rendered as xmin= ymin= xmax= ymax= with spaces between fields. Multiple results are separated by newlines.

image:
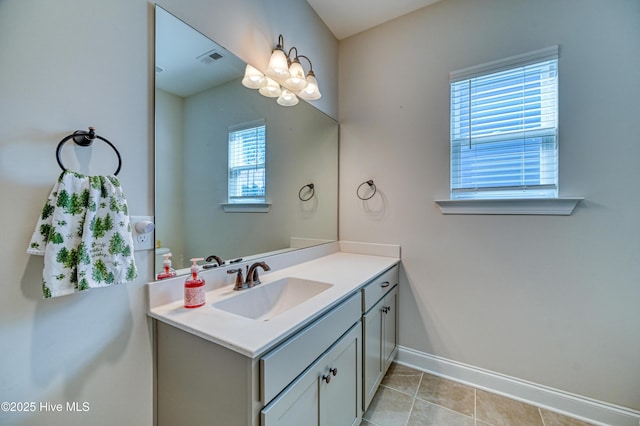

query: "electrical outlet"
xmin=131 ymin=215 xmax=155 ymax=251
xmin=136 ymin=232 xmax=150 ymax=245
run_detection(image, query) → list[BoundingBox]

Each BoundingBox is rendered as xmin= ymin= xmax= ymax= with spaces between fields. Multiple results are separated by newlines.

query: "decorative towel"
xmin=27 ymin=170 xmax=137 ymax=298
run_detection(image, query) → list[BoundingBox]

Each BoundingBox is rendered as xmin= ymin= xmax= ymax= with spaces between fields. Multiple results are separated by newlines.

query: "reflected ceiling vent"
xmin=197 ymin=50 xmax=223 ymax=65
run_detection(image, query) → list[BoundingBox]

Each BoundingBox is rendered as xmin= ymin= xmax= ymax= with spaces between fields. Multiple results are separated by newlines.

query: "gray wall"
xmin=3 ymin=0 xmax=638 ymax=422
xmin=181 ymin=79 xmax=338 ymax=265
xmin=0 ymin=0 xmax=337 ymax=424
xmin=338 ymin=0 xmax=640 ymax=411
xmin=155 ymin=89 xmax=186 ymax=267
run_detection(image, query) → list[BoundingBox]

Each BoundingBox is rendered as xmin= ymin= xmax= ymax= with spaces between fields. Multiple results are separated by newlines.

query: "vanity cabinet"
xmin=261 ymin=323 xmax=361 ymax=426
xmin=153 ymin=260 xmax=400 ymax=426
xmin=362 ymin=266 xmax=399 ymax=411
xmin=155 ymin=292 xmax=362 ymax=426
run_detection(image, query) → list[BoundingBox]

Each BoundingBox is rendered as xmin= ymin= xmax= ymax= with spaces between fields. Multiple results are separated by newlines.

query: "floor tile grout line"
xmin=402 ymin=371 xmax=424 ymax=426
xmin=539 ymin=407 xmax=547 ymax=426
xmin=411 ymin=381 xmax=477 ymax=421
xmin=404 ymin=393 xmax=417 ymax=426
xmin=414 ymin=371 xmax=424 ymax=399
xmin=474 ymin=387 xmax=477 ymax=426
xmin=379 ymin=382 xmax=419 ymax=399
xmin=417 ymin=398 xmax=478 ymax=423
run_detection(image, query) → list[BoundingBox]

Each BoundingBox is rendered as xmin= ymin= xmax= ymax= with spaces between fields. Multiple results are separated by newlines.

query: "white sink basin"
xmin=212 ymin=277 xmax=333 ymax=321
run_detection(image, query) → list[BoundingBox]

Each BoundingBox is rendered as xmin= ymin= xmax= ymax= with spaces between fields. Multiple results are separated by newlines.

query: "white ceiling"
xmin=155 ymin=6 xmax=245 ymax=97
xmin=306 ymin=0 xmax=442 ymax=40
xmin=155 ymin=1 xmax=443 ymax=97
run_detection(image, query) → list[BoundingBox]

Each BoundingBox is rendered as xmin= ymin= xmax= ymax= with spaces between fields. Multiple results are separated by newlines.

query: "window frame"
xmin=436 ymin=46 xmax=582 ymax=215
xmin=450 ymin=46 xmax=559 ymax=200
xmin=222 ymin=119 xmax=271 ymax=213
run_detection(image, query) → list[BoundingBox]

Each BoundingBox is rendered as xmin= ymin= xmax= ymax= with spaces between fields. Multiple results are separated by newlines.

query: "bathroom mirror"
xmin=154 ymin=6 xmax=338 ymax=274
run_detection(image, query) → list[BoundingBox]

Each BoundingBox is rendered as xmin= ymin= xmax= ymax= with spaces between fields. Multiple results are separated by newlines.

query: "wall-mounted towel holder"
xmin=357 ymin=180 xmax=376 ymax=200
xmin=298 ymin=183 xmax=315 ymax=201
xmin=56 ymin=127 xmax=122 ymax=175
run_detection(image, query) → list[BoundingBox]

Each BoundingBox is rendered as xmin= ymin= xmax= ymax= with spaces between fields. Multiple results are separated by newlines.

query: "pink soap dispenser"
xmin=156 ymin=252 xmax=177 ymax=280
xmin=184 ymin=258 xmax=205 ymax=309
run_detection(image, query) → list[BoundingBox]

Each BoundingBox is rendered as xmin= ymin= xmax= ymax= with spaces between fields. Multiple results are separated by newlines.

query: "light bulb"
xmin=277 ymin=88 xmax=299 ymax=106
xmin=265 ymin=48 xmax=290 ymax=80
xmin=298 ymin=72 xmax=321 ymax=100
xmin=241 ymin=64 xmax=267 ymax=89
xmin=259 ymin=77 xmax=282 ymax=98
xmin=284 ymin=59 xmax=308 ymax=91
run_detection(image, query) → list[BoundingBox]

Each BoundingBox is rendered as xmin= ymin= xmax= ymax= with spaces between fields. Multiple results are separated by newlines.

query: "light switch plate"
xmin=131 ymin=215 xmax=155 ymax=251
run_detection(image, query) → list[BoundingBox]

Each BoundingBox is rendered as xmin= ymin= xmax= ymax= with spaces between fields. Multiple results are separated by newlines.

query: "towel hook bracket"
xmin=56 ymin=127 xmax=122 ymax=175
xmin=72 ymin=126 xmax=97 ymax=147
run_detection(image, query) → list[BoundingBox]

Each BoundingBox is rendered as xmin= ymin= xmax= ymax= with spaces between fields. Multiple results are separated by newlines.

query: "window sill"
xmin=434 ymin=197 xmax=583 ymax=215
xmin=221 ymin=203 xmax=271 ymax=213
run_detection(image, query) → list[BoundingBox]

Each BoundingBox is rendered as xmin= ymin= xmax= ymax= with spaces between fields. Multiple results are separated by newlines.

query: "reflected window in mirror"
xmin=228 ymin=120 xmax=266 ymax=204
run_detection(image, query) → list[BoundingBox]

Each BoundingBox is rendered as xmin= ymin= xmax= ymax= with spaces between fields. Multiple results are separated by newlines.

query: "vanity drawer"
xmin=260 ymin=292 xmax=361 ymax=405
xmin=362 ymin=265 xmax=399 ymax=313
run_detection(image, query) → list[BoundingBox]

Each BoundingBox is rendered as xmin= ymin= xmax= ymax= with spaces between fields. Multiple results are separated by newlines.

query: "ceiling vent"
xmin=197 ymin=50 xmax=223 ymax=65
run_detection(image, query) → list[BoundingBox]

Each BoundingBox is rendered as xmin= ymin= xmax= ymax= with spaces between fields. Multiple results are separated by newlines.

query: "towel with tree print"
xmin=27 ymin=170 xmax=137 ymax=298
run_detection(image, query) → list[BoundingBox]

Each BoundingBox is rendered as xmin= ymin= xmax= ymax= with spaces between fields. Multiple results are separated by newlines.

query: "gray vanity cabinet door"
xmin=319 ymin=326 xmax=361 ymax=426
xmin=261 ymin=375 xmax=320 ymax=426
xmin=382 ymin=286 xmax=398 ymax=370
xmin=363 ymin=299 xmax=384 ymax=410
xmin=262 ymin=323 xmax=362 ymax=426
xmin=363 ymin=285 xmax=399 ymax=412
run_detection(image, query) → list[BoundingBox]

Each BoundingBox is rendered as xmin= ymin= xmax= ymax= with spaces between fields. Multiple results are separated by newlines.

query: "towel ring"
xmin=357 ymin=180 xmax=376 ymax=200
xmin=56 ymin=127 xmax=122 ymax=175
xmin=298 ymin=183 xmax=315 ymax=201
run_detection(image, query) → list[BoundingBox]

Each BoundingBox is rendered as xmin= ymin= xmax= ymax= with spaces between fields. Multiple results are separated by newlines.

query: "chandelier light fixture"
xmin=241 ymin=34 xmax=322 ymax=106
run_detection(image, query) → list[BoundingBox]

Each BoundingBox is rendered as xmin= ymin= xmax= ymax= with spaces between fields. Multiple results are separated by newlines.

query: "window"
xmin=450 ymin=46 xmax=558 ymax=200
xmin=228 ymin=120 xmax=266 ymax=204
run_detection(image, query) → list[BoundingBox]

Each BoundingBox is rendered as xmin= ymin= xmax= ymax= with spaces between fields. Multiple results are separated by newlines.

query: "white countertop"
xmin=148 ymin=245 xmax=399 ymax=358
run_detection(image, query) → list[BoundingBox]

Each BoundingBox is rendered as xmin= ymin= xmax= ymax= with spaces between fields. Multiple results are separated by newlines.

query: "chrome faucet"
xmin=246 ymin=261 xmax=271 ymax=286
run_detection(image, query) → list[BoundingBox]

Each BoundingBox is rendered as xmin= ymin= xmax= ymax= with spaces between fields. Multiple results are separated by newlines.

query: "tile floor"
xmin=361 ymin=363 xmax=595 ymax=426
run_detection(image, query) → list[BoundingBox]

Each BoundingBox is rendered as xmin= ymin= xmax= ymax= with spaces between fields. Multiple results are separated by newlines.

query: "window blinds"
xmin=228 ymin=121 xmax=266 ymax=203
xmin=450 ymin=46 xmax=558 ymax=199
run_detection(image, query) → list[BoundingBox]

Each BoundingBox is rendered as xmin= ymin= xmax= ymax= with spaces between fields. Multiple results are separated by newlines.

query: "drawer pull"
xmin=380 ymin=281 xmax=390 ymax=288
xmin=330 ymin=367 xmax=338 ymax=376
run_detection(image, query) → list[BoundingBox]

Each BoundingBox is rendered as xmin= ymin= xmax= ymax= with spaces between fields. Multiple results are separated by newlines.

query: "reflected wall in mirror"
xmin=154 ymin=6 xmax=338 ymax=274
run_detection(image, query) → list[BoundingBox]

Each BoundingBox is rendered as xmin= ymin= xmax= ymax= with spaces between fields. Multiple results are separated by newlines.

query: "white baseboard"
xmin=396 ymin=346 xmax=640 ymax=426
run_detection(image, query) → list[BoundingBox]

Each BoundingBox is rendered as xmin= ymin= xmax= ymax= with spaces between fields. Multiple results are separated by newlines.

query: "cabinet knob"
xmin=381 ymin=281 xmax=390 ymax=288
xmin=322 ymin=367 xmax=338 ymax=383
xmin=382 ymin=306 xmax=391 ymax=314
